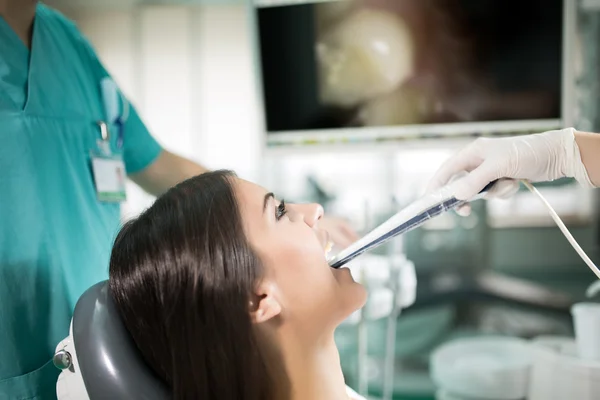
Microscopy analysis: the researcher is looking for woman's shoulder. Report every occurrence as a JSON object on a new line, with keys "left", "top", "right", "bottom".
{"left": 345, "top": 385, "right": 366, "bottom": 400}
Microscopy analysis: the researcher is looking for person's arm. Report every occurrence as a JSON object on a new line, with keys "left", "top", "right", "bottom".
{"left": 129, "top": 150, "right": 209, "bottom": 196}
{"left": 426, "top": 128, "right": 597, "bottom": 202}
{"left": 575, "top": 131, "right": 600, "bottom": 187}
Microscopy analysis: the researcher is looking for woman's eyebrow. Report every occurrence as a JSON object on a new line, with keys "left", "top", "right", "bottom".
{"left": 263, "top": 192, "right": 275, "bottom": 213}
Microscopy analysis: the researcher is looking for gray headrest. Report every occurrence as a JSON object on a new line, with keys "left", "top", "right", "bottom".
{"left": 72, "top": 280, "right": 170, "bottom": 399}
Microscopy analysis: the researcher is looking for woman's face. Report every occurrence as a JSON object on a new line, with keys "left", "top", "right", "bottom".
{"left": 235, "top": 179, "right": 367, "bottom": 331}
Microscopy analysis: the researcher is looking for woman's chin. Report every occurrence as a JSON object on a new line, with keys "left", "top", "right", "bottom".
{"left": 353, "top": 284, "right": 368, "bottom": 309}
{"left": 336, "top": 271, "right": 368, "bottom": 313}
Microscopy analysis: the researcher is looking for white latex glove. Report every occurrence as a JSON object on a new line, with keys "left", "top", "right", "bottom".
{"left": 426, "top": 128, "right": 594, "bottom": 212}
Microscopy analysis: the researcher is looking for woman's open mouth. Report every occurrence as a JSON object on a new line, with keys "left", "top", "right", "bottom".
{"left": 323, "top": 232, "right": 333, "bottom": 259}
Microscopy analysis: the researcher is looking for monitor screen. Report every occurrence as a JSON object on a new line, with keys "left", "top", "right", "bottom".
{"left": 257, "top": 0, "right": 564, "bottom": 138}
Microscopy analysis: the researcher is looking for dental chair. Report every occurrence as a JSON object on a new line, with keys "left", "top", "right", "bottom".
{"left": 53, "top": 281, "right": 170, "bottom": 400}
{"left": 54, "top": 281, "right": 369, "bottom": 400}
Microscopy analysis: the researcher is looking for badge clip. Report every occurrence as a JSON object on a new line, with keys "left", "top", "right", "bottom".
{"left": 96, "top": 121, "right": 112, "bottom": 156}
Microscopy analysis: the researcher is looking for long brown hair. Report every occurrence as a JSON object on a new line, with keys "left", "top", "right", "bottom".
{"left": 109, "top": 171, "right": 280, "bottom": 400}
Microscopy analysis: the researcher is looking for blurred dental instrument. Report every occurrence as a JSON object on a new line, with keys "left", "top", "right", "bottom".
{"left": 330, "top": 178, "right": 600, "bottom": 295}
{"left": 328, "top": 180, "right": 497, "bottom": 269}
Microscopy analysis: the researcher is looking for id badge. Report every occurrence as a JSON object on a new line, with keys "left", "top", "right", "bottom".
{"left": 91, "top": 127, "right": 127, "bottom": 203}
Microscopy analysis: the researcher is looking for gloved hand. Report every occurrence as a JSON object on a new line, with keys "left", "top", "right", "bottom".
{"left": 426, "top": 128, "right": 594, "bottom": 209}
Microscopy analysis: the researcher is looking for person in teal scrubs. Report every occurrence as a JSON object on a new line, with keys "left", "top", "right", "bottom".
{"left": 0, "top": 1, "right": 358, "bottom": 399}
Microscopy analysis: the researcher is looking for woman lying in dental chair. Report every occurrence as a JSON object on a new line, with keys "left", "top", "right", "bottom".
{"left": 109, "top": 170, "right": 367, "bottom": 400}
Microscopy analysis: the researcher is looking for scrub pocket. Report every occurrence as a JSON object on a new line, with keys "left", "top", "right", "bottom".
{"left": 0, "top": 360, "right": 59, "bottom": 400}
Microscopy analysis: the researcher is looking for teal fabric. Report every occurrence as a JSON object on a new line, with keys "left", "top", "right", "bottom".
{"left": 0, "top": 4, "right": 162, "bottom": 399}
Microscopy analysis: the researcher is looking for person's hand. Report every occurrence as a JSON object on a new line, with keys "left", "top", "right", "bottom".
{"left": 426, "top": 128, "right": 593, "bottom": 214}
{"left": 319, "top": 216, "right": 360, "bottom": 248}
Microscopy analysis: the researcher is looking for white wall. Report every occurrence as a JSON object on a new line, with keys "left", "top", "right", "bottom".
{"left": 55, "top": 4, "right": 262, "bottom": 218}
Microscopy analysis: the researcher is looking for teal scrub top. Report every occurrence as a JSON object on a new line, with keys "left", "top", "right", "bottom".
{"left": 0, "top": 4, "right": 162, "bottom": 399}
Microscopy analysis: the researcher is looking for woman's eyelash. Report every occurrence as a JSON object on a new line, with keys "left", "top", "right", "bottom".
{"left": 276, "top": 200, "right": 287, "bottom": 220}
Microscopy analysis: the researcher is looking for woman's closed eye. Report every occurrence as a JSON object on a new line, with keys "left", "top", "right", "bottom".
{"left": 276, "top": 200, "right": 287, "bottom": 221}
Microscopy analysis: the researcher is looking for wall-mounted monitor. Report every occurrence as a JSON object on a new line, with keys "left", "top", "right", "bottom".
{"left": 254, "top": 0, "right": 575, "bottom": 147}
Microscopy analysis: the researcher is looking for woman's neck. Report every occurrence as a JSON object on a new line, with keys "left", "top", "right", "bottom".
{"left": 0, "top": 0, "right": 37, "bottom": 48}
{"left": 260, "top": 324, "right": 349, "bottom": 400}
{"left": 285, "top": 337, "right": 348, "bottom": 400}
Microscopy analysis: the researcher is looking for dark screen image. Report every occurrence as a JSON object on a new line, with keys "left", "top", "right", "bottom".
{"left": 257, "top": 0, "right": 563, "bottom": 132}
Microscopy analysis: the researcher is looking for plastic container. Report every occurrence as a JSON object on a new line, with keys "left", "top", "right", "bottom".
{"left": 528, "top": 335, "right": 600, "bottom": 400}
{"left": 431, "top": 337, "right": 532, "bottom": 400}
{"left": 572, "top": 302, "right": 600, "bottom": 361}
{"left": 528, "top": 336, "right": 574, "bottom": 400}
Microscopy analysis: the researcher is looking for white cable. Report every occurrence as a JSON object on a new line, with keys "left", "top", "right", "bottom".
{"left": 521, "top": 180, "right": 600, "bottom": 287}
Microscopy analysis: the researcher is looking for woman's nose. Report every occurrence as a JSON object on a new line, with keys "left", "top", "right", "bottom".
{"left": 290, "top": 203, "right": 324, "bottom": 227}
